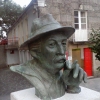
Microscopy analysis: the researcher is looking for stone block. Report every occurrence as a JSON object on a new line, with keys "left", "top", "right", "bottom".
{"left": 39, "top": 7, "right": 48, "bottom": 14}
{"left": 60, "top": 15, "right": 67, "bottom": 22}
{"left": 11, "top": 87, "right": 100, "bottom": 100}
{"left": 50, "top": 7, "right": 60, "bottom": 14}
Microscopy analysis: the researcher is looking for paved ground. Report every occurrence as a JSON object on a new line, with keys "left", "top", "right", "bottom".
{"left": 81, "top": 77, "right": 100, "bottom": 92}
{"left": 0, "top": 68, "right": 32, "bottom": 100}
{"left": 0, "top": 68, "right": 100, "bottom": 100}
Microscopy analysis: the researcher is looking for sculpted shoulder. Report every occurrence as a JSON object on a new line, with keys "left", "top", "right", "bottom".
{"left": 10, "top": 60, "right": 36, "bottom": 76}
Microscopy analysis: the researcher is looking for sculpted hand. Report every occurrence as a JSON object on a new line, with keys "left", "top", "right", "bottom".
{"left": 62, "top": 60, "right": 87, "bottom": 93}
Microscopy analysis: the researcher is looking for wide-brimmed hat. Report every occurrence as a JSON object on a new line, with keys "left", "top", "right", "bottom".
{"left": 21, "top": 14, "right": 75, "bottom": 47}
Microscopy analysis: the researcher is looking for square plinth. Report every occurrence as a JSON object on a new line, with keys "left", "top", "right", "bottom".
{"left": 10, "top": 87, "right": 100, "bottom": 100}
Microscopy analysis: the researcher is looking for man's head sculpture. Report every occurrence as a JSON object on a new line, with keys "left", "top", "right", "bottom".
{"left": 21, "top": 13, "right": 75, "bottom": 73}
{"left": 10, "top": 14, "right": 87, "bottom": 100}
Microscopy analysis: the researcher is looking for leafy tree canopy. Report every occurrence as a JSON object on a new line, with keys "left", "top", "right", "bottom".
{"left": 0, "top": 0, "right": 25, "bottom": 38}
{"left": 88, "top": 28, "right": 100, "bottom": 61}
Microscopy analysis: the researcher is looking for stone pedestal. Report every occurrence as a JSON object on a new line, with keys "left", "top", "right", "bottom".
{"left": 10, "top": 87, "right": 100, "bottom": 100}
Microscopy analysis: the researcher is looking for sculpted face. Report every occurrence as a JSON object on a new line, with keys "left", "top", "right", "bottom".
{"left": 38, "top": 31, "right": 67, "bottom": 73}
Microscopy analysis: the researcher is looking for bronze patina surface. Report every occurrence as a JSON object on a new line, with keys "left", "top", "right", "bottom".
{"left": 10, "top": 14, "right": 87, "bottom": 100}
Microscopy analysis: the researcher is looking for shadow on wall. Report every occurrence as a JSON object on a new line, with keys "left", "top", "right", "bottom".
{"left": 0, "top": 45, "right": 7, "bottom": 68}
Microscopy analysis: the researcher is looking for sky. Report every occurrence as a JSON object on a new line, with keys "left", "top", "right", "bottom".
{"left": 13, "top": 0, "right": 32, "bottom": 7}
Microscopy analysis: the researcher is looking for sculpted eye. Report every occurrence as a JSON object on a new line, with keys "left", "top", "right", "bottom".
{"left": 62, "top": 41, "right": 66, "bottom": 46}
{"left": 48, "top": 41, "right": 56, "bottom": 48}
{"left": 62, "top": 39, "right": 66, "bottom": 46}
{"left": 49, "top": 43, "right": 55, "bottom": 47}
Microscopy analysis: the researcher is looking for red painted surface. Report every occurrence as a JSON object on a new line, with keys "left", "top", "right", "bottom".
{"left": 65, "top": 51, "right": 68, "bottom": 60}
{"left": 84, "top": 48, "right": 92, "bottom": 76}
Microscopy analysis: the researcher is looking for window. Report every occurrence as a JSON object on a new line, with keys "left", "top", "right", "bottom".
{"left": 74, "top": 11, "right": 87, "bottom": 30}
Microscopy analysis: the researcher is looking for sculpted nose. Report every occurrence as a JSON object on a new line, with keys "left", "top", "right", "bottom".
{"left": 57, "top": 45, "right": 65, "bottom": 55}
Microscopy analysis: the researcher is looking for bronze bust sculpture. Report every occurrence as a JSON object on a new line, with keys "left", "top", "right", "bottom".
{"left": 10, "top": 14, "right": 87, "bottom": 100}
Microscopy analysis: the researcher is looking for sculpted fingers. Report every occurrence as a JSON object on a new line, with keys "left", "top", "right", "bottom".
{"left": 83, "top": 72, "right": 87, "bottom": 83}
{"left": 79, "top": 68, "right": 83, "bottom": 82}
{"left": 66, "top": 60, "right": 78, "bottom": 70}
{"left": 72, "top": 60, "right": 78, "bottom": 69}
{"left": 73, "top": 63, "right": 80, "bottom": 78}
{"left": 79, "top": 68, "right": 87, "bottom": 83}
{"left": 66, "top": 60, "right": 87, "bottom": 83}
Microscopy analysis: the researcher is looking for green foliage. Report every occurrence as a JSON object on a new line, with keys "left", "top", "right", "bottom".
{"left": 89, "top": 28, "right": 100, "bottom": 61}
{"left": 0, "top": 0, "right": 25, "bottom": 37}
{"left": 88, "top": 28, "right": 100, "bottom": 71}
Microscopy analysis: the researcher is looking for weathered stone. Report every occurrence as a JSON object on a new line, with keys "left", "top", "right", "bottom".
{"left": 53, "top": 14, "right": 60, "bottom": 22}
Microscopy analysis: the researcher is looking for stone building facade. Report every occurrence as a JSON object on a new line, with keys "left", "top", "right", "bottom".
{"left": 7, "top": 0, "right": 100, "bottom": 77}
